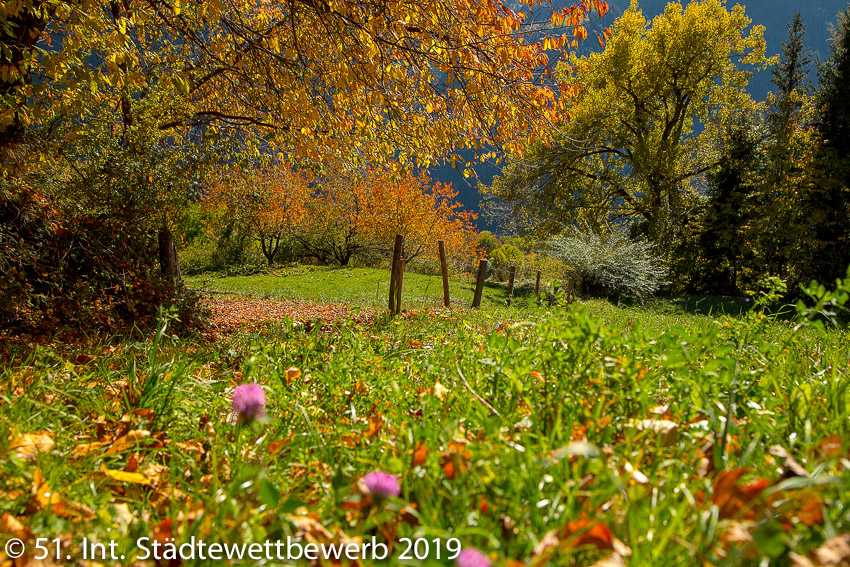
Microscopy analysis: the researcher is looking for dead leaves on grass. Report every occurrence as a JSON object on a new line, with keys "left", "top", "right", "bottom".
{"left": 203, "top": 297, "right": 375, "bottom": 334}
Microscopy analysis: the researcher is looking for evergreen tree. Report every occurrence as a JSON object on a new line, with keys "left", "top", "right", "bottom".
{"left": 817, "top": 8, "right": 850, "bottom": 157}
{"left": 699, "top": 115, "right": 766, "bottom": 294}
{"left": 808, "top": 7, "right": 850, "bottom": 284}
{"left": 769, "top": 13, "right": 812, "bottom": 158}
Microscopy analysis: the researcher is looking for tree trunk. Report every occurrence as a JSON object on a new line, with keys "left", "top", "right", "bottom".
{"left": 158, "top": 223, "right": 182, "bottom": 287}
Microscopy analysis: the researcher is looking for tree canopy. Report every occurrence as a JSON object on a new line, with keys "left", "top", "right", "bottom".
{"left": 483, "top": 0, "right": 770, "bottom": 254}
{"left": 1, "top": 0, "right": 608, "bottom": 170}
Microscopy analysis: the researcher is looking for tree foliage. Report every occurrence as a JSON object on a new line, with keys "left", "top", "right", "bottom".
{"left": 484, "top": 0, "right": 769, "bottom": 255}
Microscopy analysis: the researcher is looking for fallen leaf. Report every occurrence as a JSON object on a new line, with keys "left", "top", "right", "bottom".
{"left": 412, "top": 441, "right": 428, "bottom": 467}
{"left": 104, "top": 429, "right": 150, "bottom": 455}
{"left": 712, "top": 468, "right": 768, "bottom": 520}
{"left": 632, "top": 419, "right": 679, "bottom": 447}
{"left": 286, "top": 367, "right": 302, "bottom": 385}
{"left": 9, "top": 432, "right": 54, "bottom": 460}
{"left": 366, "top": 413, "right": 383, "bottom": 438}
{"left": 0, "top": 512, "right": 27, "bottom": 538}
{"left": 791, "top": 533, "right": 850, "bottom": 567}
{"left": 101, "top": 464, "right": 152, "bottom": 486}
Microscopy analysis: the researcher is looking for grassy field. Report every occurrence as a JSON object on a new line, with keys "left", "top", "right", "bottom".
{"left": 2, "top": 269, "right": 849, "bottom": 566}
{"left": 187, "top": 265, "right": 755, "bottom": 316}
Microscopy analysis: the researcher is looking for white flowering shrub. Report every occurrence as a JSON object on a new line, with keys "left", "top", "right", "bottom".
{"left": 548, "top": 225, "right": 667, "bottom": 302}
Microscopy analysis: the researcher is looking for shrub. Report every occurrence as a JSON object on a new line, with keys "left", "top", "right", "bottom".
{"left": 490, "top": 244, "right": 524, "bottom": 281}
{"left": 0, "top": 180, "right": 206, "bottom": 336}
{"left": 547, "top": 225, "right": 667, "bottom": 301}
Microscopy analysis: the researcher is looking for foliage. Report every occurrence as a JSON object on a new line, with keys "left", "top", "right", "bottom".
{"left": 0, "top": 0, "right": 604, "bottom": 170}
{"left": 293, "top": 165, "right": 479, "bottom": 268}
{"left": 484, "top": 0, "right": 770, "bottom": 256}
{"left": 203, "top": 164, "right": 311, "bottom": 266}
{"left": 490, "top": 244, "right": 524, "bottom": 282}
{"left": 476, "top": 231, "right": 500, "bottom": 255}
{"left": 548, "top": 224, "right": 668, "bottom": 301}
{"left": 0, "top": 179, "right": 205, "bottom": 335}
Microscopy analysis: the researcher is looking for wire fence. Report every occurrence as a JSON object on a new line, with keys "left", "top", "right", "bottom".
{"left": 386, "top": 236, "right": 576, "bottom": 314}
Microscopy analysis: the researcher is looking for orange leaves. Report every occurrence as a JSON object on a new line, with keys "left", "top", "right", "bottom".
{"left": 532, "top": 518, "right": 630, "bottom": 566}
{"left": 285, "top": 367, "right": 302, "bottom": 385}
{"left": 411, "top": 441, "right": 428, "bottom": 467}
{"left": 366, "top": 413, "right": 384, "bottom": 438}
{"left": 712, "top": 468, "right": 769, "bottom": 520}
{"left": 203, "top": 296, "right": 375, "bottom": 333}
{"left": 440, "top": 439, "right": 472, "bottom": 479}
{"left": 572, "top": 25, "right": 588, "bottom": 41}
{"left": 31, "top": 468, "right": 95, "bottom": 520}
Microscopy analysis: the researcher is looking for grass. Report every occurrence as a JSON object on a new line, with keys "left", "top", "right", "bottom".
{"left": 187, "top": 265, "right": 525, "bottom": 309}
{"left": 1, "top": 269, "right": 849, "bottom": 566}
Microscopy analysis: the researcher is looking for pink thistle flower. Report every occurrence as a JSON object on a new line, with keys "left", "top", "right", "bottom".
{"left": 455, "top": 548, "right": 492, "bottom": 567}
{"left": 232, "top": 383, "right": 266, "bottom": 421}
{"left": 360, "top": 470, "right": 400, "bottom": 498}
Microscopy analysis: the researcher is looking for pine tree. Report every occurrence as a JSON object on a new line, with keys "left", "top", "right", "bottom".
{"left": 817, "top": 8, "right": 850, "bottom": 157}
{"left": 807, "top": 7, "right": 850, "bottom": 284}
{"left": 769, "top": 13, "right": 812, "bottom": 158}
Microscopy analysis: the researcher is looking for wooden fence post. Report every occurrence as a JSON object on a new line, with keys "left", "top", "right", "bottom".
{"left": 471, "top": 259, "right": 487, "bottom": 308}
{"left": 388, "top": 234, "right": 403, "bottom": 313}
{"left": 438, "top": 240, "right": 450, "bottom": 308}
{"left": 535, "top": 270, "right": 542, "bottom": 304}
{"left": 395, "top": 259, "right": 406, "bottom": 315}
{"left": 506, "top": 265, "right": 516, "bottom": 306}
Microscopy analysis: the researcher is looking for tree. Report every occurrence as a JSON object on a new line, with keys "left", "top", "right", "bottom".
{"left": 483, "top": 0, "right": 769, "bottom": 257}
{"left": 1, "top": 0, "right": 604, "bottom": 328}
{"left": 204, "top": 164, "right": 311, "bottom": 265}
{"left": 2, "top": 0, "right": 607, "bottom": 169}
{"left": 695, "top": 112, "right": 767, "bottom": 293}
{"left": 768, "top": 12, "right": 813, "bottom": 171}
{"left": 805, "top": 7, "right": 850, "bottom": 285}
{"left": 292, "top": 164, "right": 478, "bottom": 267}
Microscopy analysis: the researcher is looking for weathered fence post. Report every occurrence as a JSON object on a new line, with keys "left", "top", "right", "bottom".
{"left": 535, "top": 270, "right": 542, "bottom": 304}
{"left": 388, "top": 234, "right": 403, "bottom": 313}
{"left": 438, "top": 240, "right": 450, "bottom": 308}
{"left": 506, "top": 266, "right": 517, "bottom": 306}
{"left": 471, "top": 259, "right": 487, "bottom": 308}
{"left": 395, "top": 259, "right": 406, "bottom": 315}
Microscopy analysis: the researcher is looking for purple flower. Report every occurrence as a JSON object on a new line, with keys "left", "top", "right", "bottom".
{"left": 745, "top": 298, "right": 751, "bottom": 303}
{"left": 455, "top": 548, "right": 492, "bottom": 567}
{"left": 360, "top": 470, "right": 400, "bottom": 498}
{"left": 232, "top": 383, "right": 266, "bottom": 421}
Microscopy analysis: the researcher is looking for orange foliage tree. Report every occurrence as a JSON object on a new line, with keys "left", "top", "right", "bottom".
{"left": 293, "top": 164, "right": 478, "bottom": 267}
{"left": 202, "top": 165, "right": 312, "bottom": 265}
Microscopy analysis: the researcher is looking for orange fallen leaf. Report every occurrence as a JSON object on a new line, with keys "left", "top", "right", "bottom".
{"left": 366, "top": 413, "right": 383, "bottom": 438}
{"left": 9, "top": 432, "right": 54, "bottom": 460}
{"left": 412, "top": 441, "right": 428, "bottom": 467}
{"left": 712, "top": 468, "right": 768, "bottom": 520}
{"left": 286, "top": 367, "right": 302, "bottom": 385}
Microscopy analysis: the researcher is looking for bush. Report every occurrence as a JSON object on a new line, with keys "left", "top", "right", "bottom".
{"left": 0, "top": 180, "right": 206, "bottom": 336}
{"left": 490, "top": 244, "right": 524, "bottom": 281}
{"left": 547, "top": 225, "right": 667, "bottom": 301}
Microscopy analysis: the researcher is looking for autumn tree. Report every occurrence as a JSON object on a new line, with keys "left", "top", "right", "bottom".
{"left": 294, "top": 165, "right": 478, "bottom": 267}
{"left": 203, "top": 164, "right": 311, "bottom": 265}
{"left": 483, "top": 0, "right": 770, "bottom": 257}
